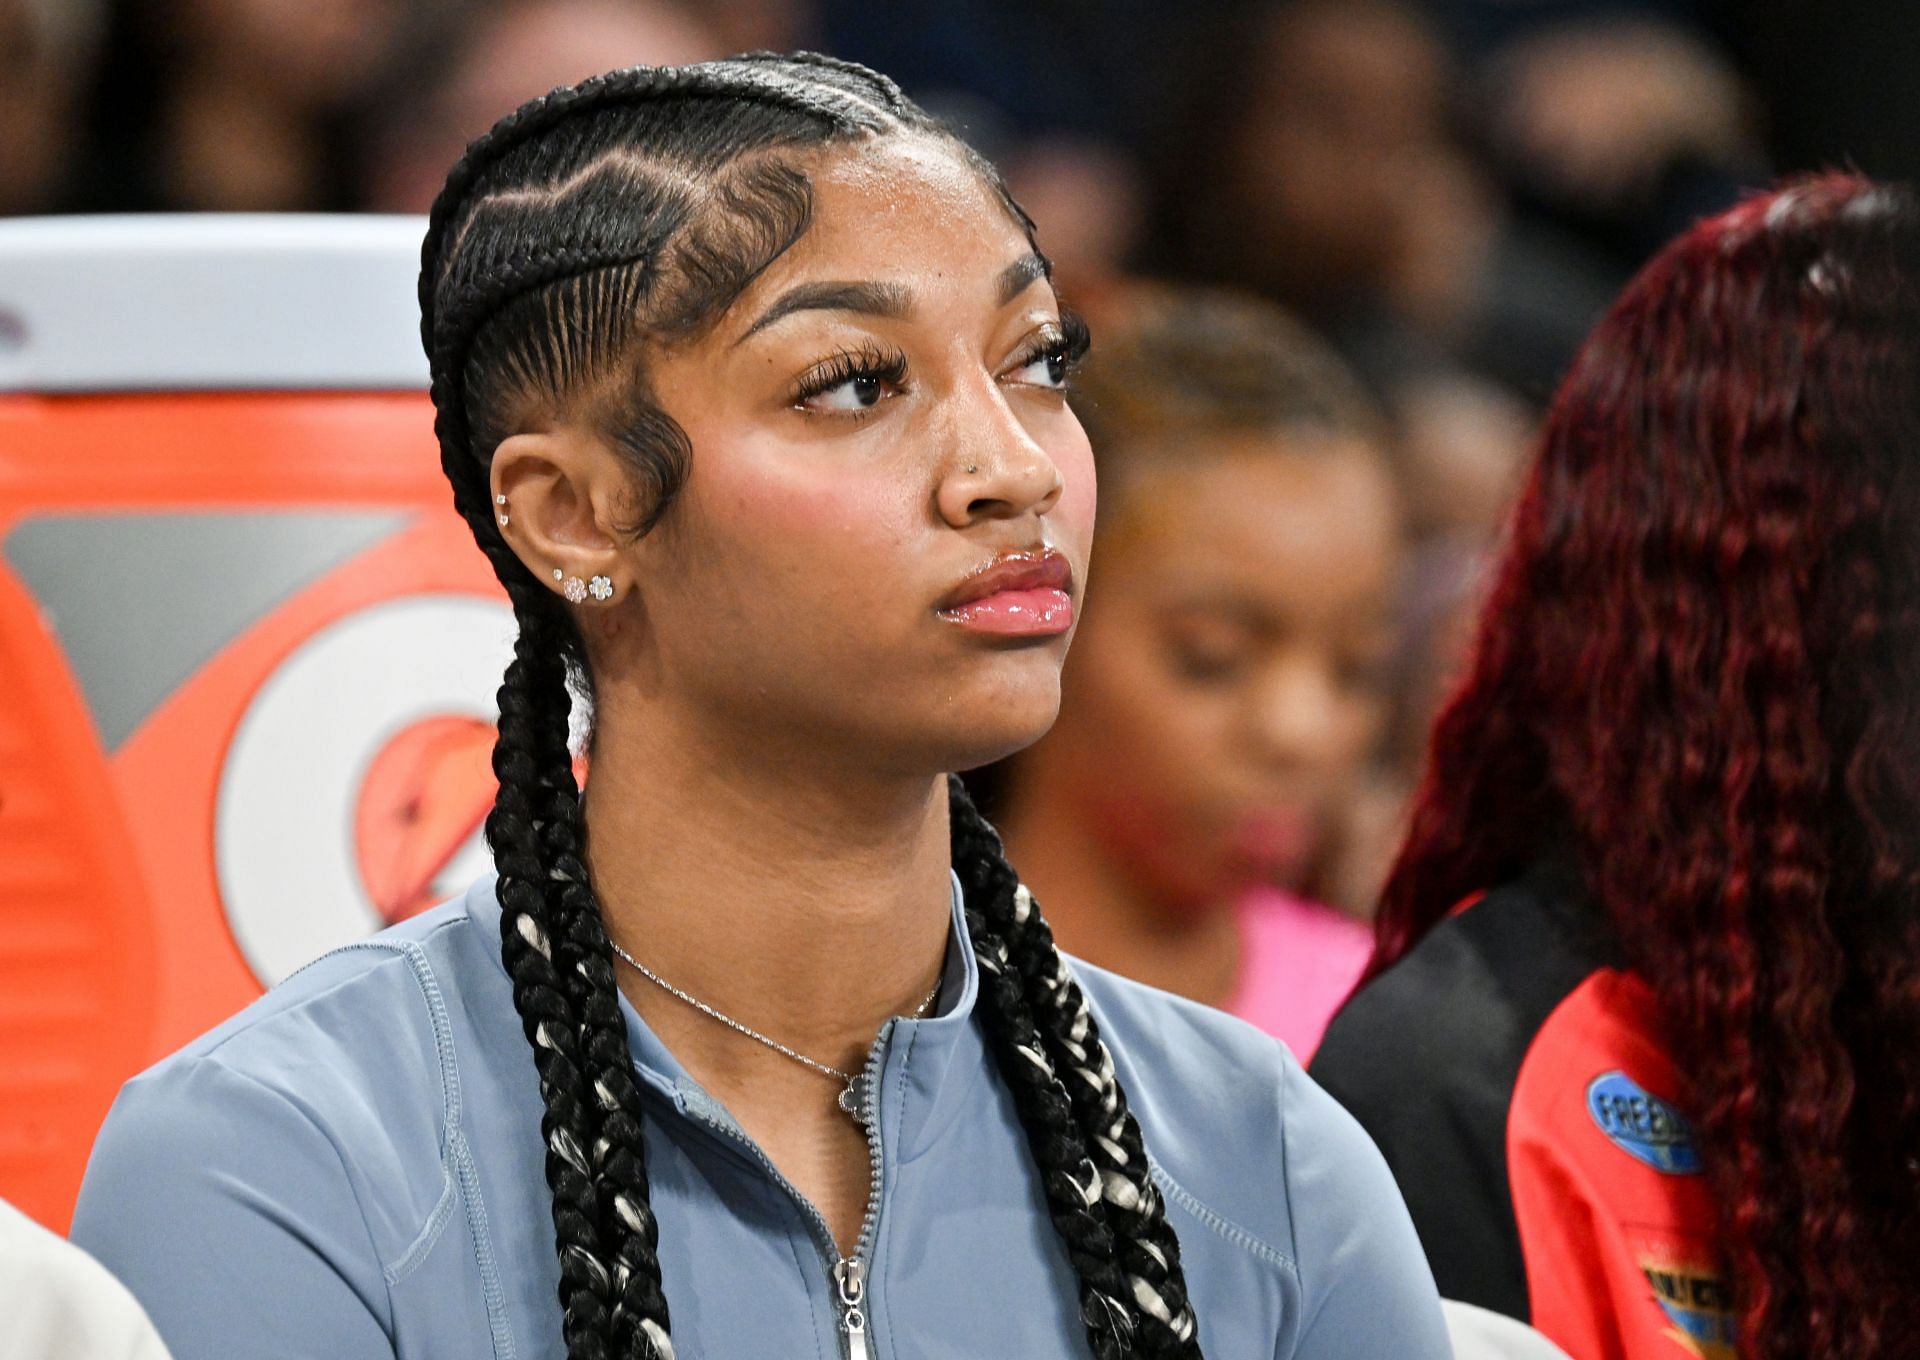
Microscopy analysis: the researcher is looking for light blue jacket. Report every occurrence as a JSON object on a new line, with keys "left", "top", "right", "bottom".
{"left": 72, "top": 875, "right": 1450, "bottom": 1359}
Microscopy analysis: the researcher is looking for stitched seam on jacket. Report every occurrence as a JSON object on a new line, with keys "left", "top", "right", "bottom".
{"left": 324, "top": 933, "right": 516, "bottom": 1357}
{"left": 878, "top": 1023, "right": 920, "bottom": 1357}
{"left": 316, "top": 937, "right": 466, "bottom": 1285}
{"left": 453, "top": 1128, "right": 517, "bottom": 1360}
{"left": 1149, "top": 1159, "right": 1298, "bottom": 1276}
{"left": 203, "top": 1060, "right": 400, "bottom": 1337}
{"left": 316, "top": 933, "right": 500, "bottom": 1339}
{"left": 384, "top": 1170, "right": 458, "bottom": 1284}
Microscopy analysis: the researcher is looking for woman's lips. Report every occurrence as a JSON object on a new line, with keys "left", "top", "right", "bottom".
{"left": 1224, "top": 807, "right": 1318, "bottom": 878}
{"left": 937, "top": 549, "right": 1075, "bottom": 637}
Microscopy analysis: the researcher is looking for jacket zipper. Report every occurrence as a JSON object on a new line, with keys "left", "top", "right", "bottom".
{"left": 677, "top": 1019, "right": 894, "bottom": 1360}
{"left": 831, "top": 1258, "right": 871, "bottom": 1360}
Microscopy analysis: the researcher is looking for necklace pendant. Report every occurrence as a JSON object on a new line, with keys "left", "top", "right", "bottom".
{"left": 837, "top": 1075, "right": 868, "bottom": 1124}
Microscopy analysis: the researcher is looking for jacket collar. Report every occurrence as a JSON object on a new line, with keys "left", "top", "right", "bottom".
{"left": 464, "top": 871, "right": 986, "bottom": 1161}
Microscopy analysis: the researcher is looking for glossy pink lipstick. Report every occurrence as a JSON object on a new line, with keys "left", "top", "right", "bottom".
{"left": 937, "top": 549, "right": 1075, "bottom": 637}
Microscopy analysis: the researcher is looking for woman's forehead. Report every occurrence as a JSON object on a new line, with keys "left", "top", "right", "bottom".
{"left": 756, "top": 136, "right": 1033, "bottom": 290}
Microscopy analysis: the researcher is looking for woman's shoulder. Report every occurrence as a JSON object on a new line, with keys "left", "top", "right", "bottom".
{"left": 76, "top": 882, "right": 513, "bottom": 1267}
{"left": 141, "top": 883, "right": 502, "bottom": 1108}
{"left": 1311, "top": 860, "right": 1619, "bottom": 1109}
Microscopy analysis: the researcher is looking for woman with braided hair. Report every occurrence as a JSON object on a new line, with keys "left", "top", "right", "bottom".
{"left": 72, "top": 54, "right": 1449, "bottom": 1360}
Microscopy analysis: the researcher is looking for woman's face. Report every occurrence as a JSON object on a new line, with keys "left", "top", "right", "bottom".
{"left": 606, "top": 136, "right": 1095, "bottom": 776}
{"left": 1043, "top": 437, "right": 1400, "bottom": 911}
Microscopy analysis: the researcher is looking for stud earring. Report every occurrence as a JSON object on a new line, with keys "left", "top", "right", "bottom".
{"left": 553, "top": 568, "right": 563, "bottom": 582}
{"left": 561, "top": 575, "right": 588, "bottom": 604}
{"left": 588, "top": 575, "right": 614, "bottom": 602}
{"left": 494, "top": 493, "right": 509, "bottom": 527}
{"left": 497, "top": 513, "right": 510, "bottom": 527}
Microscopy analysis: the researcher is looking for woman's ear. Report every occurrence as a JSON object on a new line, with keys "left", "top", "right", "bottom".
{"left": 490, "top": 426, "right": 636, "bottom": 605}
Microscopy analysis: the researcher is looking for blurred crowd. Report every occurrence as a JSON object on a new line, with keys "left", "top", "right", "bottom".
{"left": 3, "top": 0, "right": 1914, "bottom": 1028}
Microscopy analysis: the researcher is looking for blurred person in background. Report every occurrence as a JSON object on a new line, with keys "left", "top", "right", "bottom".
{"left": 357, "top": 0, "right": 728, "bottom": 213}
{"left": 71, "top": 0, "right": 422, "bottom": 211}
{"left": 1313, "top": 175, "right": 1920, "bottom": 1359}
{"left": 1147, "top": 1, "right": 1554, "bottom": 791}
{"left": 0, "top": 0, "right": 103, "bottom": 214}
{"left": 990, "top": 286, "right": 1402, "bottom": 1061}
{"left": 1156, "top": 0, "right": 1619, "bottom": 403}
{"left": 1413, "top": 0, "right": 1764, "bottom": 261}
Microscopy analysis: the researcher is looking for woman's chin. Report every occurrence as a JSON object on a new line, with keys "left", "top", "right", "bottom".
{"left": 938, "top": 683, "right": 1064, "bottom": 775}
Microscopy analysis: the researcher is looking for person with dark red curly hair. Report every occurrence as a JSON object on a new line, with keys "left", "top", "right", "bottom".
{"left": 1310, "top": 173, "right": 1920, "bottom": 1360}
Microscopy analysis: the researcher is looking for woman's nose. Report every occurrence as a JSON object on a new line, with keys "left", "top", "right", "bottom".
{"left": 934, "top": 376, "right": 1065, "bottom": 528}
{"left": 1244, "top": 653, "right": 1353, "bottom": 771}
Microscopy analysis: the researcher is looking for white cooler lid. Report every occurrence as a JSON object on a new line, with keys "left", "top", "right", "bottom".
{"left": 0, "top": 214, "right": 430, "bottom": 393}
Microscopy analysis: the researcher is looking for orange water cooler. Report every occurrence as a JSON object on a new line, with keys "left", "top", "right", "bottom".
{"left": 0, "top": 216, "right": 512, "bottom": 1230}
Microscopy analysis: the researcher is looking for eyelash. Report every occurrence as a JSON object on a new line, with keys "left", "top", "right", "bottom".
{"left": 1029, "top": 313, "right": 1090, "bottom": 382}
{"left": 1008, "top": 311, "right": 1092, "bottom": 390}
{"left": 788, "top": 342, "right": 911, "bottom": 409}
{"left": 785, "top": 311, "right": 1092, "bottom": 415}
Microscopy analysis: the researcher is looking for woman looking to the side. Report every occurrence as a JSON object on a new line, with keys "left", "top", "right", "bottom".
{"left": 1312, "top": 175, "right": 1920, "bottom": 1360}
{"left": 71, "top": 55, "right": 1449, "bottom": 1360}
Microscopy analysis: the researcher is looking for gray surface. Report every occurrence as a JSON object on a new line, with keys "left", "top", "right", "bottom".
{"left": 1441, "top": 1300, "right": 1576, "bottom": 1359}
{"left": 3, "top": 510, "right": 408, "bottom": 748}
{"left": 0, "top": 215, "right": 429, "bottom": 392}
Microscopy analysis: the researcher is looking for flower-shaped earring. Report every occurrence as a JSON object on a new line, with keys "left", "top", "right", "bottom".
{"left": 559, "top": 572, "right": 588, "bottom": 604}
{"left": 588, "top": 575, "right": 614, "bottom": 602}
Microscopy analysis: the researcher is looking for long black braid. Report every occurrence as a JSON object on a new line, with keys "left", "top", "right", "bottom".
{"left": 419, "top": 53, "right": 1204, "bottom": 1360}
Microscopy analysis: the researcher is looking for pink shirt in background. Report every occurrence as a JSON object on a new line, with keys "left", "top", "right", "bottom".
{"left": 1225, "top": 887, "right": 1375, "bottom": 1063}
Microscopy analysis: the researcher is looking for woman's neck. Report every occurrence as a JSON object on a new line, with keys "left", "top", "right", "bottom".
{"left": 997, "top": 773, "right": 1244, "bottom": 1010}
{"left": 581, "top": 700, "right": 954, "bottom": 1086}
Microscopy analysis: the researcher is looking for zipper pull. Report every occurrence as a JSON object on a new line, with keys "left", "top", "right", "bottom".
{"left": 832, "top": 1258, "right": 872, "bottom": 1360}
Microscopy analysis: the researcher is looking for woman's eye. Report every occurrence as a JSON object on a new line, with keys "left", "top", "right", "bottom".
{"left": 1007, "top": 345, "right": 1071, "bottom": 390}
{"left": 791, "top": 347, "right": 910, "bottom": 416}
{"left": 1164, "top": 627, "right": 1253, "bottom": 684}
{"left": 1013, "top": 345, "right": 1075, "bottom": 388}
{"left": 804, "top": 372, "right": 893, "bottom": 412}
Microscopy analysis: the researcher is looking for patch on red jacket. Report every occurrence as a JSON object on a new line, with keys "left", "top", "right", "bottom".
{"left": 1638, "top": 1249, "right": 1737, "bottom": 1358}
{"left": 1588, "top": 1070, "right": 1702, "bottom": 1174}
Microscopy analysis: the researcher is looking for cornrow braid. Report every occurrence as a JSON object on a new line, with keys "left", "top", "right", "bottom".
{"left": 950, "top": 777, "right": 1204, "bottom": 1356}
{"left": 422, "top": 52, "right": 1207, "bottom": 1360}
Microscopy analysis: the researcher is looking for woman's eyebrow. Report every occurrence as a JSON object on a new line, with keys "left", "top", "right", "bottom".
{"left": 735, "top": 280, "right": 914, "bottom": 344}
{"left": 998, "top": 252, "right": 1049, "bottom": 305}
{"left": 734, "top": 253, "right": 1051, "bottom": 346}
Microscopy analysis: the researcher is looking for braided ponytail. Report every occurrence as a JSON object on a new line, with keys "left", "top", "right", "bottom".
{"left": 423, "top": 53, "right": 1207, "bottom": 1359}
{"left": 487, "top": 591, "right": 631, "bottom": 1359}
{"left": 950, "top": 778, "right": 1204, "bottom": 1357}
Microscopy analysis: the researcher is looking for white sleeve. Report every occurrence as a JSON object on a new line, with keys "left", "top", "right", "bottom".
{"left": 0, "top": 1199, "right": 173, "bottom": 1360}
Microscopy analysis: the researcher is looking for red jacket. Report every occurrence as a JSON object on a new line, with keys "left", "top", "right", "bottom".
{"left": 1312, "top": 862, "right": 1737, "bottom": 1359}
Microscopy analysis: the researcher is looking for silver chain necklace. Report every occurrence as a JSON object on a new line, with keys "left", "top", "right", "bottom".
{"left": 608, "top": 939, "right": 941, "bottom": 1123}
